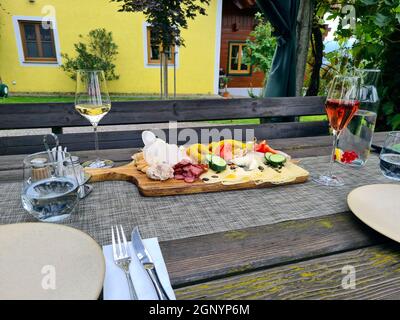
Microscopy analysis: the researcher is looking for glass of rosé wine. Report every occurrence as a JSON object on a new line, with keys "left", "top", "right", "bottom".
{"left": 313, "top": 75, "right": 361, "bottom": 187}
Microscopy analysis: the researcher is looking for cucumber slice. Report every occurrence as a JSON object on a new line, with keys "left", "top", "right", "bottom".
{"left": 264, "top": 152, "right": 273, "bottom": 161}
{"left": 205, "top": 154, "right": 213, "bottom": 163}
{"left": 268, "top": 154, "right": 286, "bottom": 166}
{"left": 206, "top": 154, "right": 227, "bottom": 172}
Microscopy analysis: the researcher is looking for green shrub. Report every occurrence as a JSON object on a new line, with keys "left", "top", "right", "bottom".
{"left": 243, "top": 12, "right": 276, "bottom": 76}
{"left": 61, "top": 28, "right": 119, "bottom": 81}
{"left": 329, "top": 0, "right": 400, "bottom": 130}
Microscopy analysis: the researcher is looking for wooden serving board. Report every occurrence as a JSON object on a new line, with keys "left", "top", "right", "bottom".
{"left": 85, "top": 161, "right": 309, "bottom": 197}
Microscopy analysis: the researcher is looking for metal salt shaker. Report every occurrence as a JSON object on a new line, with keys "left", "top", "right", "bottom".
{"left": 65, "top": 156, "right": 92, "bottom": 199}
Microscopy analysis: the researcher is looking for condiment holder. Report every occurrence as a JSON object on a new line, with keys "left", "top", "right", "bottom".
{"left": 37, "top": 133, "right": 93, "bottom": 199}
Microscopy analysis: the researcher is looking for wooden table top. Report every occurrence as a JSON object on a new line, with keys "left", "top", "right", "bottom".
{"left": 1, "top": 131, "right": 398, "bottom": 300}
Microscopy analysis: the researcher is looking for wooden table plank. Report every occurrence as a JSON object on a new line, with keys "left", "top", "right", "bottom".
{"left": 175, "top": 243, "right": 400, "bottom": 300}
{"left": 161, "top": 212, "right": 387, "bottom": 288}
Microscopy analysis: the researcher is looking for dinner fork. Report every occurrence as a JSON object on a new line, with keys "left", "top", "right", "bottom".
{"left": 111, "top": 225, "right": 138, "bottom": 300}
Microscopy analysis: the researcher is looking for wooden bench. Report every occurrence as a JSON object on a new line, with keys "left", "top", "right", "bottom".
{"left": 0, "top": 96, "right": 327, "bottom": 155}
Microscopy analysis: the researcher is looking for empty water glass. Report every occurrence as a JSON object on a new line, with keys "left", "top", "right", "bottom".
{"left": 21, "top": 151, "right": 80, "bottom": 222}
{"left": 380, "top": 132, "right": 400, "bottom": 181}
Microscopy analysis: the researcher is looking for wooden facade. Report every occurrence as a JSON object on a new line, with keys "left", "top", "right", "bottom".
{"left": 219, "top": 0, "right": 265, "bottom": 89}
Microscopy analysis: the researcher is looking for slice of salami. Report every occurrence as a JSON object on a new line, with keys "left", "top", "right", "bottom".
{"left": 184, "top": 176, "right": 196, "bottom": 183}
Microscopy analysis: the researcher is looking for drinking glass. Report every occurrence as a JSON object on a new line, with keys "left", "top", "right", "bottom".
{"left": 313, "top": 75, "right": 361, "bottom": 186}
{"left": 380, "top": 131, "right": 400, "bottom": 181}
{"left": 21, "top": 151, "right": 79, "bottom": 222}
{"left": 75, "top": 70, "right": 114, "bottom": 168}
{"left": 337, "top": 69, "right": 380, "bottom": 167}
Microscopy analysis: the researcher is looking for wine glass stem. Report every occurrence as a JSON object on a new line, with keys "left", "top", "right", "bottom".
{"left": 328, "top": 130, "right": 339, "bottom": 177}
{"left": 93, "top": 124, "right": 100, "bottom": 162}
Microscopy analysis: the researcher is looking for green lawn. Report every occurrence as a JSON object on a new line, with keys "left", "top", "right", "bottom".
{"left": 0, "top": 95, "right": 161, "bottom": 104}
{"left": 207, "top": 119, "right": 261, "bottom": 125}
{"left": 209, "top": 115, "right": 327, "bottom": 125}
{"left": 299, "top": 115, "right": 327, "bottom": 122}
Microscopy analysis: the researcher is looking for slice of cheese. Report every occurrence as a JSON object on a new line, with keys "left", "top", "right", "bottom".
{"left": 200, "top": 161, "right": 309, "bottom": 186}
{"left": 200, "top": 167, "right": 249, "bottom": 185}
{"left": 221, "top": 168, "right": 251, "bottom": 185}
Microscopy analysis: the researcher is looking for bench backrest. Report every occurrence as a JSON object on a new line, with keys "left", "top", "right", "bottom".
{"left": 0, "top": 96, "right": 327, "bottom": 155}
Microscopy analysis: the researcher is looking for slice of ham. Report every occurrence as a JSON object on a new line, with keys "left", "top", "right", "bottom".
{"left": 173, "top": 160, "right": 207, "bottom": 183}
{"left": 184, "top": 176, "right": 196, "bottom": 183}
{"left": 189, "top": 165, "right": 204, "bottom": 176}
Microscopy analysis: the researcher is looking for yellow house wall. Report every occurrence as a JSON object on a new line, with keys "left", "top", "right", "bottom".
{"left": 0, "top": 0, "right": 219, "bottom": 94}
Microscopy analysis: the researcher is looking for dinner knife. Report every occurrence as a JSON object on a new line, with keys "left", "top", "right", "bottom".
{"left": 131, "top": 227, "right": 170, "bottom": 300}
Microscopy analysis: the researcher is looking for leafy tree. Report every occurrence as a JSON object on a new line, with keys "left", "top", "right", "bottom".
{"left": 302, "top": 0, "right": 400, "bottom": 130}
{"left": 112, "top": 0, "right": 210, "bottom": 97}
{"left": 302, "top": 1, "right": 360, "bottom": 96}
{"left": 243, "top": 13, "right": 276, "bottom": 76}
{"left": 61, "top": 28, "right": 119, "bottom": 81}
{"left": 112, "top": 0, "right": 210, "bottom": 48}
{"left": 327, "top": 0, "right": 400, "bottom": 130}
{"left": 303, "top": 0, "right": 336, "bottom": 96}
{"left": 317, "top": 42, "right": 355, "bottom": 95}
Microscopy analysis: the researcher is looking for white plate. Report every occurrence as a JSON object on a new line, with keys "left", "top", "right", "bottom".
{"left": 348, "top": 184, "right": 400, "bottom": 242}
{"left": 0, "top": 223, "right": 105, "bottom": 300}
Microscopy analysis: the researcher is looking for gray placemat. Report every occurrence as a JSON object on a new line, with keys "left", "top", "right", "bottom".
{"left": 0, "top": 155, "right": 393, "bottom": 245}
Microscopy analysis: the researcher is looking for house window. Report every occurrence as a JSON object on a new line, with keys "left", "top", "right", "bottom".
{"left": 146, "top": 27, "right": 175, "bottom": 65}
{"left": 18, "top": 20, "right": 57, "bottom": 63}
{"left": 228, "top": 42, "right": 251, "bottom": 75}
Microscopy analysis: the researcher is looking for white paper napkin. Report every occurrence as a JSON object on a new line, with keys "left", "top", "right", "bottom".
{"left": 103, "top": 238, "right": 176, "bottom": 300}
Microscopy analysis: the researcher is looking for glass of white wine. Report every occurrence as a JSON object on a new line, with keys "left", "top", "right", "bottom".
{"left": 75, "top": 70, "right": 114, "bottom": 168}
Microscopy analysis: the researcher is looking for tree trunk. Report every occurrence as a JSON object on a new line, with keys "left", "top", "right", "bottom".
{"left": 306, "top": 22, "right": 323, "bottom": 96}
{"left": 162, "top": 51, "right": 169, "bottom": 99}
{"left": 295, "top": 0, "right": 314, "bottom": 96}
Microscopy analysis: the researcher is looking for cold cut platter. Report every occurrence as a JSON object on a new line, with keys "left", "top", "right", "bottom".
{"left": 85, "top": 131, "right": 310, "bottom": 197}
